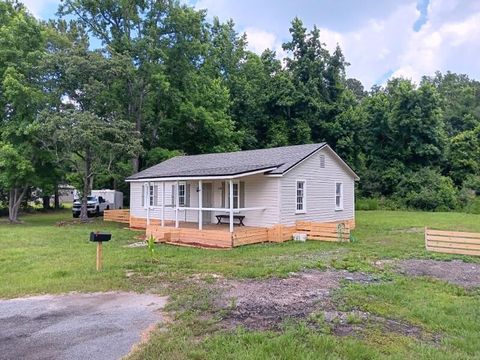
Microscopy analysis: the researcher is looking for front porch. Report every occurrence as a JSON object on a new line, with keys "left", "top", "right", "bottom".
{"left": 134, "top": 173, "right": 277, "bottom": 232}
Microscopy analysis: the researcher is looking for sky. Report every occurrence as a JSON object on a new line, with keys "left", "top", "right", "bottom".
{"left": 23, "top": 0, "right": 480, "bottom": 89}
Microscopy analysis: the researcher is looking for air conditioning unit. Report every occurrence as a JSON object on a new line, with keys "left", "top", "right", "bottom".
{"left": 293, "top": 233, "right": 307, "bottom": 242}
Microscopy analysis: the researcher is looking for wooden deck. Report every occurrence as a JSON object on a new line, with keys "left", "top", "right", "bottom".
{"left": 145, "top": 222, "right": 269, "bottom": 248}
{"left": 104, "top": 212, "right": 354, "bottom": 249}
{"left": 145, "top": 220, "right": 352, "bottom": 249}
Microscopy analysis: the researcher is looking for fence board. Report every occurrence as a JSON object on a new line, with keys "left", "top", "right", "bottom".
{"left": 427, "top": 229, "right": 480, "bottom": 239}
{"left": 425, "top": 228, "right": 480, "bottom": 256}
{"left": 104, "top": 209, "right": 130, "bottom": 224}
{"left": 296, "top": 221, "right": 350, "bottom": 242}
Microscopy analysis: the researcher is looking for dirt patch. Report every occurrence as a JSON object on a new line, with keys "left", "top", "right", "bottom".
{"left": 56, "top": 219, "right": 94, "bottom": 226}
{"left": 324, "top": 310, "right": 430, "bottom": 340}
{"left": 208, "top": 269, "right": 438, "bottom": 342}
{"left": 216, "top": 270, "right": 377, "bottom": 330}
{"left": 391, "top": 227, "right": 424, "bottom": 234}
{"left": 396, "top": 259, "right": 480, "bottom": 288}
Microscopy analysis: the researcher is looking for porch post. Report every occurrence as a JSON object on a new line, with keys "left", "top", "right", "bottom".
{"left": 175, "top": 180, "right": 179, "bottom": 228}
{"left": 229, "top": 179, "right": 234, "bottom": 233}
{"left": 198, "top": 180, "right": 203, "bottom": 230}
{"left": 161, "top": 181, "right": 165, "bottom": 227}
{"left": 146, "top": 181, "right": 150, "bottom": 226}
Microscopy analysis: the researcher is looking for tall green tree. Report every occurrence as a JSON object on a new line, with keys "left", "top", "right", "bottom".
{"left": 0, "top": 1, "right": 47, "bottom": 221}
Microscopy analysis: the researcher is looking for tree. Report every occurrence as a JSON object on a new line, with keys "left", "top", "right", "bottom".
{"left": 38, "top": 110, "right": 141, "bottom": 220}
{"left": 0, "top": 143, "right": 35, "bottom": 222}
{"left": 346, "top": 78, "right": 366, "bottom": 100}
{"left": 0, "top": 1, "right": 47, "bottom": 222}
{"left": 447, "top": 126, "right": 480, "bottom": 185}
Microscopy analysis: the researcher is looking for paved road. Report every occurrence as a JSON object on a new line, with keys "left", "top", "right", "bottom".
{"left": 0, "top": 292, "right": 167, "bottom": 360}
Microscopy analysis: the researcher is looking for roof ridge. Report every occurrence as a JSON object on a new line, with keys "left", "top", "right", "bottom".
{"left": 176, "top": 142, "right": 326, "bottom": 158}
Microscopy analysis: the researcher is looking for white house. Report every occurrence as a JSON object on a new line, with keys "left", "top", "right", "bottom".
{"left": 126, "top": 143, "right": 359, "bottom": 234}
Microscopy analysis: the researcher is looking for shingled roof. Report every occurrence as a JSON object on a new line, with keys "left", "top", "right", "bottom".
{"left": 126, "top": 143, "right": 330, "bottom": 180}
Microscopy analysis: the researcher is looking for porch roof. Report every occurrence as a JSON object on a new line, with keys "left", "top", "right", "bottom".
{"left": 126, "top": 143, "right": 327, "bottom": 181}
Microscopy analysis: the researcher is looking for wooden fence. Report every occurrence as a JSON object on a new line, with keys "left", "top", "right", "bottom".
{"left": 103, "top": 209, "right": 130, "bottom": 224}
{"left": 425, "top": 228, "right": 480, "bottom": 256}
{"left": 233, "top": 227, "right": 269, "bottom": 246}
{"left": 296, "top": 221, "right": 350, "bottom": 242}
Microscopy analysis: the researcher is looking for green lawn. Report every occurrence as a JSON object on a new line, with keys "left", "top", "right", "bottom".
{"left": 1, "top": 210, "right": 480, "bottom": 359}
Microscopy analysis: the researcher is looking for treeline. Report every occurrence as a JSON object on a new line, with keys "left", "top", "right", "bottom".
{"left": 0, "top": 1, "right": 479, "bottom": 221}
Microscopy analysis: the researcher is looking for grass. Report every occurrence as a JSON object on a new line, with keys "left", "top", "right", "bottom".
{"left": 1, "top": 209, "right": 480, "bottom": 358}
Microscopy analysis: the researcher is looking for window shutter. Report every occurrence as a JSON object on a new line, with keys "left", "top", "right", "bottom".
{"left": 221, "top": 182, "right": 225, "bottom": 208}
{"left": 171, "top": 184, "right": 175, "bottom": 207}
{"left": 240, "top": 181, "right": 245, "bottom": 208}
{"left": 186, "top": 184, "right": 191, "bottom": 207}
{"left": 154, "top": 184, "right": 158, "bottom": 206}
{"left": 320, "top": 154, "right": 325, "bottom": 168}
{"left": 141, "top": 184, "right": 145, "bottom": 208}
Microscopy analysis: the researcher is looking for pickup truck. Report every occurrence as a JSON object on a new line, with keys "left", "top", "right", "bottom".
{"left": 72, "top": 195, "right": 111, "bottom": 218}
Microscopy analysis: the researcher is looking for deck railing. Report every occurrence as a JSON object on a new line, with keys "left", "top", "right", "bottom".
{"left": 103, "top": 209, "right": 130, "bottom": 224}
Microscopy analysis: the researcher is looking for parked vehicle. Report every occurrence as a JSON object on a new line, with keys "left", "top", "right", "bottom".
{"left": 91, "top": 190, "right": 123, "bottom": 210}
{"left": 72, "top": 190, "right": 123, "bottom": 218}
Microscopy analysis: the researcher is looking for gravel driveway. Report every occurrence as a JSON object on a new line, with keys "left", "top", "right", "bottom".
{"left": 0, "top": 292, "right": 167, "bottom": 360}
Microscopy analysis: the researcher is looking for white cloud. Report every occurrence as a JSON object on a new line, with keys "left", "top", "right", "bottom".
{"left": 22, "top": 0, "right": 59, "bottom": 18}
{"left": 309, "top": 0, "right": 480, "bottom": 87}
{"left": 244, "top": 28, "right": 277, "bottom": 53}
{"left": 391, "top": 4, "right": 480, "bottom": 83}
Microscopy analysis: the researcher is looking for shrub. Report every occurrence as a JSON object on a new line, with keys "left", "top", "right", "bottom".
{"left": 464, "top": 198, "right": 480, "bottom": 214}
{"left": 355, "top": 198, "right": 379, "bottom": 211}
{"left": 395, "top": 168, "right": 458, "bottom": 211}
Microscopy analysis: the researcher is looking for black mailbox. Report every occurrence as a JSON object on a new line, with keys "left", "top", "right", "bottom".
{"left": 90, "top": 232, "right": 112, "bottom": 242}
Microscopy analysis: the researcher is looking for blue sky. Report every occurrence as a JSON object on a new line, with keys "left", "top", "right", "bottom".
{"left": 24, "top": 0, "right": 480, "bottom": 88}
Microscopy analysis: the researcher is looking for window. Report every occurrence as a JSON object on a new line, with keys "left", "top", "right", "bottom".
{"left": 143, "top": 183, "right": 155, "bottom": 208}
{"left": 296, "top": 180, "right": 306, "bottom": 213}
{"left": 319, "top": 154, "right": 325, "bottom": 168}
{"left": 233, "top": 183, "right": 239, "bottom": 208}
{"left": 335, "top": 182, "right": 343, "bottom": 210}
{"left": 178, "top": 182, "right": 186, "bottom": 207}
{"left": 223, "top": 181, "right": 244, "bottom": 209}
{"left": 149, "top": 185, "right": 155, "bottom": 207}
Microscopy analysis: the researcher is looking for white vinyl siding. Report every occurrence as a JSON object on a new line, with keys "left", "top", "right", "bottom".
{"left": 131, "top": 181, "right": 198, "bottom": 222}
{"left": 280, "top": 147, "right": 355, "bottom": 225}
{"left": 214, "top": 175, "right": 280, "bottom": 227}
{"left": 130, "top": 175, "right": 281, "bottom": 227}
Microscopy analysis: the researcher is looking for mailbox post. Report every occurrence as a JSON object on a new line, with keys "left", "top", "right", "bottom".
{"left": 90, "top": 232, "right": 112, "bottom": 271}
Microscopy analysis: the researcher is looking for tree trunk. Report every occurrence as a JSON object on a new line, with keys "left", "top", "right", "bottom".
{"left": 129, "top": 78, "right": 144, "bottom": 174}
{"left": 80, "top": 150, "right": 93, "bottom": 222}
{"left": 42, "top": 195, "right": 51, "bottom": 210}
{"left": 54, "top": 184, "right": 60, "bottom": 209}
{"left": 8, "top": 187, "right": 28, "bottom": 223}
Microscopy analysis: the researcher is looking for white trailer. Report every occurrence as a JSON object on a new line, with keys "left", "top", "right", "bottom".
{"left": 91, "top": 190, "right": 123, "bottom": 210}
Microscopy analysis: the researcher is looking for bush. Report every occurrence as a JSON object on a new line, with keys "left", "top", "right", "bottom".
{"left": 355, "top": 198, "right": 379, "bottom": 211}
{"left": 395, "top": 168, "right": 458, "bottom": 211}
{"left": 464, "top": 198, "right": 480, "bottom": 214}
